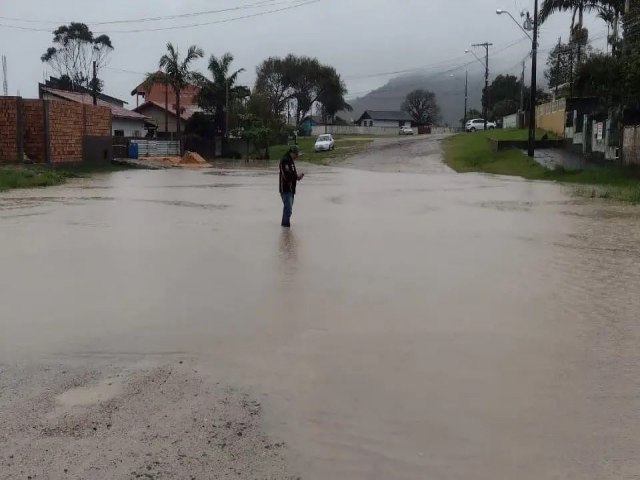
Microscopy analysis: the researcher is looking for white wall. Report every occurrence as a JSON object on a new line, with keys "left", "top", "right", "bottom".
{"left": 502, "top": 113, "right": 518, "bottom": 129}
{"left": 312, "top": 125, "right": 403, "bottom": 136}
{"left": 113, "top": 117, "right": 146, "bottom": 137}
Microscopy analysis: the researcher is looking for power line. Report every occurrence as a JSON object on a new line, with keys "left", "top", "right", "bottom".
{"left": 0, "top": 0, "right": 320, "bottom": 34}
{"left": 96, "top": 0, "right": 320, "bottom": 34}
{"left": 0, "top": 0, "right": 281, "bottom": 25}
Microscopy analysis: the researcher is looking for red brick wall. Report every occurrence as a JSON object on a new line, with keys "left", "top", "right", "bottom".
{"left": 0, "top": 98, "right": 112, "bottom": 164}
{"left": 23, "top": 100, "right": 45, "bottom": 162}
{"left": 84, "top": 104, "right": 111, "bottom": 136}
{"left": 0, "top": 97, "right": 18, "bottom": 163}
{"left": 46, "top": 101, "right": 111, "bottom": 163}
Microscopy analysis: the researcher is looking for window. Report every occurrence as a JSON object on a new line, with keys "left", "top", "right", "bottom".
{"left": 114, "top": 130, "right": 125, "bottom": 137}
{"left": 133, "top": 130, "right": 141, "bottom": 138}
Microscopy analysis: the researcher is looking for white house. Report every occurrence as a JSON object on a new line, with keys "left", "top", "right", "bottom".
{"left": 356, "top": 110, "right": 413, "bottom": 128}
{"left": 40, "top": 86, "right": 149, "bottom": 137}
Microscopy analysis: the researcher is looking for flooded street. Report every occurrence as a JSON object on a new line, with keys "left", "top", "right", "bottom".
{"left": 2, "top": 136, "right": 640, "bottom": 479}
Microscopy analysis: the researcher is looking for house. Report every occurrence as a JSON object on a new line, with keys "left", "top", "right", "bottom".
{"left": 131, "top": 75, "right": 201, "bottom": 136}
{"left": 133, "top": 101, "right": 201, "bottom": 137}
{"left": 356, "top": 110, "right": 413, "bottom": 128}
{"left": 39, "top": 86, "right": 149, "bottom": 137}
{"left": 131, "top": 73, "right": 200, "bottom": 107}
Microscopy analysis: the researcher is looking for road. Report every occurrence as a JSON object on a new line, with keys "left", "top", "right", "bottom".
{"left": 1, "top": 135, "right": 640, "bottom": 479}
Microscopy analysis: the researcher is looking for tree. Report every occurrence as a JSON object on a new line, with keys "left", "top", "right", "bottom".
{"left": 254, "top": 55, "right": 350, "bottom": 128}
{"left": 545, "top": 42, "right": 572, "bottom": 91}
{"left": 401, "top": 89, "right": 440, "bottom": 125}
{"left": 158, "top": 43, "right": 204, "bottom": 139}
{"left": 196, "top": 53, "right": 250, "bottom": 137}
{"left": 482, "top": 75, "right": 522, "bottom": 119}
{"left": 41, "top": 22, "right": 113, "bottom": 90}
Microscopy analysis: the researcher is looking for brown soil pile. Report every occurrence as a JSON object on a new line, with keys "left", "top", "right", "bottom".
{"left": 180, "top": 151, "right": 208, "bottom": 166}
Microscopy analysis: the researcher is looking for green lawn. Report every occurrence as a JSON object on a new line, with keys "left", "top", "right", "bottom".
{"left": 269, "top": 135, "right": 373, "bottom": 165}
{"left": 0, "top": 163, "right": 127, "bottom": 192}
{"left": 443, "top": 129, "right": 640, "bottom": 203}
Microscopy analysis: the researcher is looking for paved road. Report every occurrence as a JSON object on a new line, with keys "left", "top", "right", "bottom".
{"left": 1, "top": 135, "right": 640, "bottom": 479}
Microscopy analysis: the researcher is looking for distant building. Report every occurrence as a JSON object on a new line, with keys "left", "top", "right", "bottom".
{"left": 39, "top": 85, "right": 149, "bottom": 137}
{"left": 131, "top": 74, "right": 201, "bottom": 136}
{"left": 356, "top": 110, "right": 412, "bottom": 128}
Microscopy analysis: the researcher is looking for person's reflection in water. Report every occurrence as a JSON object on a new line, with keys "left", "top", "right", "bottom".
{"left": 278, "top": 228, "right": 298, "bottom": 283}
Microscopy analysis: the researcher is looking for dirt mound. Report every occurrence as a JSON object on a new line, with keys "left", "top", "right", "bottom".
{"left": 180, "top": 151, "right": 208, "bottom": 166}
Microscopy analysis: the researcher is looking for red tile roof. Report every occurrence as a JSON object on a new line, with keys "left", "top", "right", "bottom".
{"left": 43, "top": 87, "right": 148, "bottom": 121}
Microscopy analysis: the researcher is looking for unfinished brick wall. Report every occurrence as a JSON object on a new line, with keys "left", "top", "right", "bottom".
{"left": 0, "top": 97, "right": 19, "bottom": 163}
{"left": 47, "top": 101, "right": 85, "bottom": 163}
{"left": 0, "top": 98, "right": 111, "bottom": 164}
{"left": 23, "top": 100, "right": 46, "bottom": 162}
{"left": 84, "top": 105, "right": 111, "bottom": 136}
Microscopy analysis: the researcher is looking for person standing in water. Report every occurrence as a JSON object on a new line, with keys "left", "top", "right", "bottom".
{"left": 279, "top": 145, "right": 304, "bottom": 227}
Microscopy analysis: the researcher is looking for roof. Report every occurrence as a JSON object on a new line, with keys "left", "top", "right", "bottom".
{"left": 133, "top": 100, "right": 200, "bottom": 121}
{"left": 42, "top": 87, "right": 148, "bottom": 121}
{"left": 359, "top": 110, "right": 412, "bottom": 122}
{"left": 43, "top": 77, "right": 127, "bottom": 106}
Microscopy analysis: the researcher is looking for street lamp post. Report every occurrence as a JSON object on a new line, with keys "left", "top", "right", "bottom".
{"left": 496, "top": 5, "right": 537, "bottom": 157}
{"left": 527, "top": 0, "right": 539, "bottom": 158}
{"left": 471, "top": 43, "right": 493, "bottom": 131}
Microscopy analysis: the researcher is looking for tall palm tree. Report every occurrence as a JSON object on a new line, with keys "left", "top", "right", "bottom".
{"left": 197, "top": 53, "right": 250, "bottom": 136}
{"left": 540, "top": 0, "right": 625, "bottom": 55}
{"left": 142, "top": 71, "right": 170, "bottom": 134}
{"left": 158, "top": 42, "right": 204, "bottom": 139}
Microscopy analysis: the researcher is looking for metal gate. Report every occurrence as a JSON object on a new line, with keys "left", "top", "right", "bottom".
{"left": 131, "top": 140, "right": 180, "bottom": 157}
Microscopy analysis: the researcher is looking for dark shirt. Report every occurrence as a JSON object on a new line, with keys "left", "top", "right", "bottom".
{"left": 279, "top": 153, "right": 298, "bottom": 194}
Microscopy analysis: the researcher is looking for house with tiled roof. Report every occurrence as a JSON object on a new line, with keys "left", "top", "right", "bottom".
{"left": 39, "top": 84, "right": 149, "bottom": 137}
{"left": 131, "top": 75, "right": 201, "bottom": 136}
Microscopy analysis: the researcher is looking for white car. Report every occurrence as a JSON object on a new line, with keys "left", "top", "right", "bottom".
{"left": 314, "top": 134, "right": 335, "bottom": 152}
{"left": 465, "top": 118, "right": 497, "bottom": 132}
{"left": 399, "top": 126, "right": 415, "bottom": 135}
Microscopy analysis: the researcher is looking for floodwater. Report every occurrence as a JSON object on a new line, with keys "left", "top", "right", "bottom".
{"left": 2, "top": 136, "right": 640, "bottom": 479}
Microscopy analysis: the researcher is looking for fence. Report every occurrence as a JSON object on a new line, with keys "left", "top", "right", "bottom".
{"left": 311, "top": 125, "right": 456, "bottom": 136}
{"left": 131, "top": 139, "right": 181, "bottom": 157}
{"left": 536, "top": 98, "right": 566, "bottom": 138}
{"left": 623, "top": 125, "right": 640, "bottom": 166}
{"left": 0, "top": 96, "right": 112, "bottom": 164}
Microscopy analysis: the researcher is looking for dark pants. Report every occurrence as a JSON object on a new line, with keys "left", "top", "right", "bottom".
{"left": 281, "top": 192, "right": 294, "bottom": 226}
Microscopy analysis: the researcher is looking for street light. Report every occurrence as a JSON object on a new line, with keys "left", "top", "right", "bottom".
{"left": 496, "top": 9, "right": 533, "bottom": 40}
{"left": 465, "top": 49, "right": 485, "bottom": 67}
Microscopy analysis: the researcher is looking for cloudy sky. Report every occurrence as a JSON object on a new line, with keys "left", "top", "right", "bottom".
{"left": 1, "top": 0, "right": 606, "bottom": 106}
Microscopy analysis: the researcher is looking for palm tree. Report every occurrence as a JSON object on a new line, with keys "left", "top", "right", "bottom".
{"left": 158, "top": 42, "right": 204, "bottom": 139}
{"left": 540, "top": 0, "right": 625, "bottom": 55}
{"left": 142, "top": 71, "right": 170, "bottom": 134}
{"left": 196, "top": 53, "right": 250, "bottom": 136}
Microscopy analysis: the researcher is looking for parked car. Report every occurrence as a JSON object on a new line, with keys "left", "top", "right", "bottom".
{"left": 399, "top": 126, "right": 415, "bottom": 135}
{"left": 314, "top": 134, "right": 335, "bottom": 152}
{"left": 465, "top": 118, "right": 496, "bottom": 132}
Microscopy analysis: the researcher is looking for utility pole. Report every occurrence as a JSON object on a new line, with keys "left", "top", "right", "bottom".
{"left": 463, "top": 70, "right": 468, "bottom": 128}
{"left": 92, "top": 61, "right": 97, "bottom": 106}
{"left": 555, "top": 36, "right": 561, "bottom": 98}
{"left": 520, "top": 60, "right": 525, "bottom": 128}
{"left": 2, "top": 56, "right": 7, "bottom": 97}
{"left": 527, "top": 0, "right": 539, "bottom": 158}
{"left": 472, "top": 42, "right": 493, "bottom": 131}
{"left": 225, "top": 79, "right": 229, "bottom": 138}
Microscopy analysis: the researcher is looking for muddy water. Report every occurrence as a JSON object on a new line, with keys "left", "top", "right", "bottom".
{"left": 1, "top": 136, "right": 640, "bottom": 479}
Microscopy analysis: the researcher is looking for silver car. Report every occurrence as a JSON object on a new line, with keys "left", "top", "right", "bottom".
{"left": 314, "top": 134, "right": 335, "bottom": 152}
{"left": 465, "top": 118, "right": 497, "bottom": 132}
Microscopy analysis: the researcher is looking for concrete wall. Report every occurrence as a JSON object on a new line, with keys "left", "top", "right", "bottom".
{"left": 112, "top": 117, "right": 146, "bottom": 137}
{"left": 0, "top": 97, "right": 19, "bottom": 163}
{"left": 536, "top": 99, "right": 566, "bottom": 137}
{"left": 623, "top": 125, "right": 640, "bottom": 166}
{"left": 502, "top": 113, "right": 518, "bottom": 129}
{"left": 312, "top": 125, "right": 405, "bottom": 136}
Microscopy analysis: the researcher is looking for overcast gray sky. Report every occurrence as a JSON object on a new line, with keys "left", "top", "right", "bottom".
{"left": 1, "top": 0, "right": 606, "bottom": 105}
